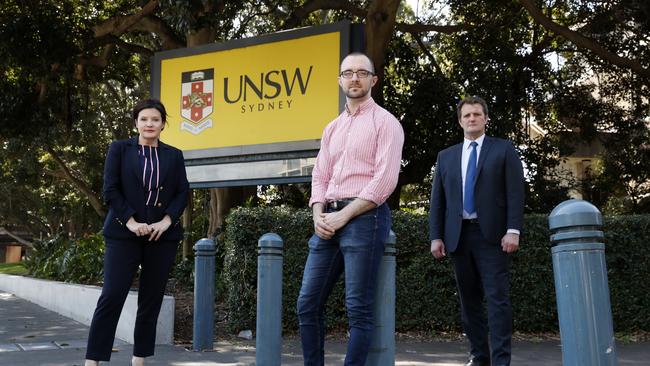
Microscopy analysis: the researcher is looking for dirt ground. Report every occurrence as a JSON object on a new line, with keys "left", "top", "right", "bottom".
{"left": 166, "top": 279, "right": 232, "bottom": 344}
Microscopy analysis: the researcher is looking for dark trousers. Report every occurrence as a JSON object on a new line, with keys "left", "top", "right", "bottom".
{"left": 450, "top": 222, "right": 512, "bottom": 365}
{"left": 297, "top": 204, "right": 391, "bottom": 366}
{"left": 85, "top": 237, "right": 178, "bottom": 361}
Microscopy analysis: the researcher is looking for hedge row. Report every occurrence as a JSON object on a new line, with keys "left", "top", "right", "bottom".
{"left": 222, "top": 208, "right": 650, "bottom": 334}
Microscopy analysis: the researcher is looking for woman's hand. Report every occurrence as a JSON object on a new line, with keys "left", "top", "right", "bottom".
{"left": 148, "top": 215, "right": 172, "bottom": 241}
{"left": 126, "top": 217, "right": 151, "bottom": 237}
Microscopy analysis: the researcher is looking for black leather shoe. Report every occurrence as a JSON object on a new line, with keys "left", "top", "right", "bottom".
{"left": 465, "top": 358, "right": 490, "bottom": 366}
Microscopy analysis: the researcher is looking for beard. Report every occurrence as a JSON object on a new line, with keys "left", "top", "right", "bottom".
{"left": 344, "top": 84, "right": 370, "bottom": 99}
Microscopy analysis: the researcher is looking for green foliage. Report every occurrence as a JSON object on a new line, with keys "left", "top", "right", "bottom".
{"left": 24, "top": 232, "right": 104, "bottom": 284}
{"left": 0, "top": 262, "right": 28, "bottom": 275}
{"left": 223, "top": 207, "right": 650, "bottom": 334}
{"left": 604, "top": 215, "right": 650, "bottom": 330}
{"left": 223, "top": 207, "right": 317, "bottom": 333}
{"left": 172, "top": 257, "right": 195, "bottom": 291}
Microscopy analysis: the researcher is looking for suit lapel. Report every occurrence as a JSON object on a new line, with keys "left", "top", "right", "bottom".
{"left": 452, "top": 143, "right": 464, "bottom": 210}
{"left": 157, "top": 140, "right": 171, "bottom": 186}
{"left": 476, "top": 135, "right": 492, "bottom": 182}
{"left": 127, "top": 137, "right": 144, "bottom": 186}
{"left": 453, "top": 143, "right": 463, "bottom": 183}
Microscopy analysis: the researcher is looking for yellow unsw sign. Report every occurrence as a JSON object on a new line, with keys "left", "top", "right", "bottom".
{"left": 157, "top": 31, "right": 342, "bottom": 152}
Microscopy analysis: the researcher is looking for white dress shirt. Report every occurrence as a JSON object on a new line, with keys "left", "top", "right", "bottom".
{"left": 460, "top": 134, "right": 520, "bottom": 235}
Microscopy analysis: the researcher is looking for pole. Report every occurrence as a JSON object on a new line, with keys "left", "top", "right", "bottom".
{"left": 193, "top": 238, "right": 216, "bottom": 351}
{"left": 365, "top": 230, "right": 396, "bottom": 366}
{"left": 256, "top": 233, "right": 284, "bottom": 366}
{"left": 548, "top": 199, "right": 617, "bottom": 365}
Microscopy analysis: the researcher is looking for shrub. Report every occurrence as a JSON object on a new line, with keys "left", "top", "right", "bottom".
{"left": 223, "top": 208, "right": 650, "bottom": 334}
{"left": 25, "top": 233, "right": 104, "bottom": 284}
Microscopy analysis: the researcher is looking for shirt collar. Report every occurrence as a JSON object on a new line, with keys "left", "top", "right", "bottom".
{"left": 345, "top": 97, "right": 375, "bottom": 116}
{"left": 463, "top": 134, "right": 485, "bottom": 150}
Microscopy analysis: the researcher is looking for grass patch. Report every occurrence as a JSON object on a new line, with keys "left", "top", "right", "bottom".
{"left": 0, "top": 262, "right": 28, "bottom": 275}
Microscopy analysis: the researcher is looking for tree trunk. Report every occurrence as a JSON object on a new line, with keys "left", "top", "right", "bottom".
{"left": 185, "top": 27, "right": 252, "bottom": 241}
{"left": 47, "top": 147, "right": 106, "bottom": 218}
{"left": 181, "top": 190, "right": 193, "bottom": 258}
{"left": 365, "top": 0, "right": 401, "bottom": 209}
{"left": 207, "top": 186, "right": 256, "bottom": 238}
{"left": 365, "top": 0, "right": 400, "bottom": 106}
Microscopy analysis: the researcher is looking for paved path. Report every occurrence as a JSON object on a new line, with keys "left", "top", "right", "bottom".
{"left": 1, "top": 291, "right": 648, "bottom": 365}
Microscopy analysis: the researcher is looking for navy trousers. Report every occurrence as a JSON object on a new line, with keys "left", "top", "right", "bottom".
{"left": 85, "top": 237, "right": 178, "bottom": 361}
{"left": 450, "top": 221, "right": 512, "bottom": 365}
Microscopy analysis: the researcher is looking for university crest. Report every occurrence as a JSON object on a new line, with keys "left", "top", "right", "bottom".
{"left": 180, "top": 69, "right": 214, "bottom": 134}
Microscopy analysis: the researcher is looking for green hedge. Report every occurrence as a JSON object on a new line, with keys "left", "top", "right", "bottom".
{"left": 24, "top": 233, "right": 105, "bottom": 284}
{"left": 223, "top": 208, "right": 650, "bottom": 334}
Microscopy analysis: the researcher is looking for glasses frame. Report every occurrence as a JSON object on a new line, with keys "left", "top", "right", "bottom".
{"left": 339, "top": 69, "right": 375, "bottom": 79}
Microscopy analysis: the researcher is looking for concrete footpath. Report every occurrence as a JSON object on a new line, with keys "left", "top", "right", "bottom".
{"left": 1, "top": 292, "right": 648, "bottom": 366}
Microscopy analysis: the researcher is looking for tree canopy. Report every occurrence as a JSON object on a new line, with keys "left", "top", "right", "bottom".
{"left": 1, "top": 0, "right": 648, "bottom": 240}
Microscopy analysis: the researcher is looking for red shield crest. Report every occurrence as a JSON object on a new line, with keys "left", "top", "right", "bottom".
{"left": 180, "top": 69, "right": 214, "bottom": 134}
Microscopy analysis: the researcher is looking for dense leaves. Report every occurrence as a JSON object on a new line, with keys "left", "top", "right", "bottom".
{"left": 223, "top": 207, "right": 650, "bottom": 334}
{"left": 24, "top": 232, "right": 104, "bottom": 284}
{"left": 1, "top": 0, "right": 648, "bottom": 243}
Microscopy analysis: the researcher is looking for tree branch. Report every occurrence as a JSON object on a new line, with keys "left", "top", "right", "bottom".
{"left": 0, "top": 227, "right": 33, "bottom": 248}
{"left": 46, "top": 148, "right": 106, "bottom": 218}
{"left": 396, "top": 23, "right": 469, "bottom": 34}
{"left": 282, "top": 0, "right": 466, "bottom": 36}
{"left": 130, "top": 15, "right": 185, "bottom": 50}
{"left": 283, "top": 0, "right": 366, "bottom": 29}
{"left": 78, "top": 44, "right": 116, "bottom": 68}
{"left": 93, "top": 0, "right": 159, "bottom": 38}
{"left": 519, "top": 0, "right": 650, "bottom": 78}
{"left": 412, "top": 34, "right": 443, "bottom": 75}
{"left": 109, "top": 36, "right": 155, "bottom": 57}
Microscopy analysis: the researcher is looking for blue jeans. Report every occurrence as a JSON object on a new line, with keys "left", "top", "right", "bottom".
{"left": 297, "top": 203, "right": 391, "bottom": 366}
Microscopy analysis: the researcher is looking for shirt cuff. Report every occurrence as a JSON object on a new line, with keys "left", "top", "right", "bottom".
{"left": 357, "top": 192, "right": 383, "bottom": 206}
{"left": 507, "top": 229, "right": 520, "bottom": 235}
{"left": 308, "top": 198, "right": 325, "bottom": 207}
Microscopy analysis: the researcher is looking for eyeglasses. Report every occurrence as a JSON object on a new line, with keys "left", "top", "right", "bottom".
{"left": 339, "top": 70, "right": 374, "bottom": 79}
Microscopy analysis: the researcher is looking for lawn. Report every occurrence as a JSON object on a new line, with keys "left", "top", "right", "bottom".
{"left": 0, "top": 262, "right": 28, "bottom": 275}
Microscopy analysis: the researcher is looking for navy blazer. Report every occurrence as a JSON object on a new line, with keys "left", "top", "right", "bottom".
{"left": 429, "top": 136, "right": 524, "bottom": 251}
{"left": 102, "top": 137, "right": 189, "bottom": 241}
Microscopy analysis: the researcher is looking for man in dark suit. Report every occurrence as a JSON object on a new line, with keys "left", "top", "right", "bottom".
{"left": 429, "top": 96, "right": 524, "bottom": 366}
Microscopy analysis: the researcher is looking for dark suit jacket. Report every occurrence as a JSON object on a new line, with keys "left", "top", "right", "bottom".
{"left": 429, "top": 136, "right": 524, "bottom": 252}
{"left": 102, "top": 137, "right": 189, "bottom": 241}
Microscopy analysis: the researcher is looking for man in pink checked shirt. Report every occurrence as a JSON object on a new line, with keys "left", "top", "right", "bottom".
{"left": 296, "top": 52, "right": 404, "bottom": 366}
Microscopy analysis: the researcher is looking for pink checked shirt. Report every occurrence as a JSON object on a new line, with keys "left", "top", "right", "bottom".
{"left": 309, "top": 98, "right": 404, "bottom": 206}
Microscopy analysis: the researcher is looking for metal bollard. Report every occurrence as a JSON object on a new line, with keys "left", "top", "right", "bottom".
{"left": 365, "top": 230, "right": 396, "bottom": 366}
{"left": 548, "top": 199, "right": 617, "bottom": 366}
{"left": 193, "top": 238, "right": 216, "bottom": 351}
{"left": 256, "top": 233, "right": 284, "bottom": 366}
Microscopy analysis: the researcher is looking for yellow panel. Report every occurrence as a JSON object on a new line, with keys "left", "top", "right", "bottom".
{"left": 158, "top": 32, "right": 341, "bottom": 151}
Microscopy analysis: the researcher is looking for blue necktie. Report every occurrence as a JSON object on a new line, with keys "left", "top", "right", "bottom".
{"left": 464, "top": 141, "right": 478, "bottom": 215}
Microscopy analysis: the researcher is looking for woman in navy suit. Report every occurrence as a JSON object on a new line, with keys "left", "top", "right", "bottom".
{"left": 85, "top": 99, "right": 189, "bottom": 366}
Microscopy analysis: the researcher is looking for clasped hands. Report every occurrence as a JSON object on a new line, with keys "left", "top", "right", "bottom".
{"left": 314, "top": 211, "right": 350, "bottom": 240}
{"left": 126, "top": 216, "right": 172, "bottom": 241}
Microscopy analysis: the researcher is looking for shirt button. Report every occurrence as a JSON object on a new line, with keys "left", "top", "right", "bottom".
{"left": 159, "top": 186, "right": 163, "bottom": 190}
{"left": 157, "top": 203, "right": 162, "bottom": 207}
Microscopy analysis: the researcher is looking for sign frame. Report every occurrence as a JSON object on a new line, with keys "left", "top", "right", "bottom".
{"left": 151, "top": 22, "right": 353, "bottom": 188}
